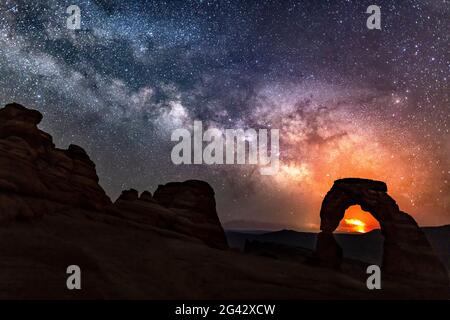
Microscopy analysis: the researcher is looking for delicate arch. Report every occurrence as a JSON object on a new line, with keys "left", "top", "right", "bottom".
{"left": 315, "top": 178, "right": 448, "bottom": 286}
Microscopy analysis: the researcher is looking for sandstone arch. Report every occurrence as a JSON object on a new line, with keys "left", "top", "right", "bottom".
{"left": 315, "top": 178, "right": 448, "bottom": 286}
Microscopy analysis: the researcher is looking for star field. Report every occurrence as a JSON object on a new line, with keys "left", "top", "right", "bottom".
{"left": 0, "top": 0, "right": 449, "bottom": 229}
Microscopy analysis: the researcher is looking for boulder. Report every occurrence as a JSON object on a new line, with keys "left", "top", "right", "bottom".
{"left": 139, "top": 191, "right": 154, "bottom": 202}
{"left": 116, "top": 189, "right": 139, "bottom": 202}
{"left": 153, "top": 180, "right": 228, "bottom": 249}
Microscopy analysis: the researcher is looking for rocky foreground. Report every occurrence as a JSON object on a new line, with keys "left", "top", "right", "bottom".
{"left": 0, "top": 103, "right": 448, "bottom": 299}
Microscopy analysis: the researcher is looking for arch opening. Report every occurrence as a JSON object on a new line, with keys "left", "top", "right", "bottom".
{"left": 337, "top": 205, "right": 380, "bottom": 234}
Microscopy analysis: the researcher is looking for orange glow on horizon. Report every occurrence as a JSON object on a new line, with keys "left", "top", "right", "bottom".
{"left": 338, "top": 205, "right": 379, "bottom": 233}
{"left": 344, "top": 218, "right": 366, "bottom": 233}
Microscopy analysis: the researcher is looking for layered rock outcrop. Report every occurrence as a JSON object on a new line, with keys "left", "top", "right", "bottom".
{"left": 316, "top": 178, "right": 449, "bottom": 287}
{"left": 113, "top": 181, "right": 228, "bottom": 249}
{"left": 153, "top": 180, "right": 228, "bottom": 249}
{"left": 0, "top": 103, "right": 111, "bottom": 222}
{"left": 0, "top": 103, "right": 227, "bottom": 249}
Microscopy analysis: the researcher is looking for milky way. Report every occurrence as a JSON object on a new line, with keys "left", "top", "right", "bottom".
{"left": 0, "top": 0, "right": 449, "bottom": 230}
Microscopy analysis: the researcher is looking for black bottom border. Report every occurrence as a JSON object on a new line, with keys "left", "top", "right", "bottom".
{"left": 0, "top": 300, "right": 448, "bottom": 319}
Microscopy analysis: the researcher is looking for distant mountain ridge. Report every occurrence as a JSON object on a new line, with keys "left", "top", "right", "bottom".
{"left": 226, "top": 225, "right": 450, "bottom": 270}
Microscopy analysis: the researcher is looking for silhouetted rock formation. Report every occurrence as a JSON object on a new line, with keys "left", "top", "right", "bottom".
{"left": 139, "top": 190, "right": 154, "bottom": 202}
{"left": 117, "top": 189, "right": 139, "bottom": 201}
{"left": 0, "top": 102, "right": 111, "bottom": 222}
{"left": 316, "top": 178, "right": 449, "bottom": 288}
{"left": 0, "top": 103, "right": 227, "bottom": 249}
{"left": 113, "top": 182, "right": 227, "bottom": 249}
{"left": 154, "top": 180, "right": 216, "bottom": 214}
{"left": 315, "top": 232, "right": 343, "bottom": 269}
{"left": 153, "top": 180, "right": 228, "bottom": 249}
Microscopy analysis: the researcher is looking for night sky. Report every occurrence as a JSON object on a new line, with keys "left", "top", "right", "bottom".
{"left": 0, "top": 0, "right": 449, "bottom": 230}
